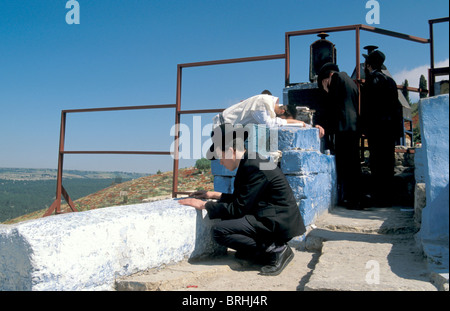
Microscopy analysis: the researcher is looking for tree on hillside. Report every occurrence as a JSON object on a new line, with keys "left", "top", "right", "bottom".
{"left": 402, "top": 79, "right": 411, "bottom": 104}
{"left": 419, "top": 75, "right": 428, "bottom": 99}
{"left": 411, "top": 75, "right": 428, "bottom": 144}
{"left": 411, "top": 102, "right": 421, "bottom": 144}
{"left": 195, "top": 158, "right": 211, "bottom": 173}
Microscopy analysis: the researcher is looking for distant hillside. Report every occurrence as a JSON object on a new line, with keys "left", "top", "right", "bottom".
{"left": 0, "top": 178, "right": 135, "bottom": 223}
{"left": 3, "top": 167, "right": 214, "bottom": 224}
{"left": 0, "top": 167, "right": 147, "bottom": 181}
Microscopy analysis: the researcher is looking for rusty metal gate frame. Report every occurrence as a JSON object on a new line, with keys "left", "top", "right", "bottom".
{"left": 43, "top": 104, "right": 176, "bottom": 216}
{"left": 171, "top": 54, "right": 286, "bottom": 198}
{"left": 45, "top": 21, "right": 444, "bottom": 217}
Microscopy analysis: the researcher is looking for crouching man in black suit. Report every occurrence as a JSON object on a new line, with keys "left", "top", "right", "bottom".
{"left": 179, "top": 124, "right": 305, "bottom": 276}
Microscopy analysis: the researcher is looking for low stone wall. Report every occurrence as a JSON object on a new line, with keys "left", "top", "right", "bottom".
{"left": 0, "top": 199, "right": 226, "bottom": 291}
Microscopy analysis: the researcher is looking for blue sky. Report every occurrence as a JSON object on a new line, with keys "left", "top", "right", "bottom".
{"left": 0, "top": 0, "right": 448, "bottom": 174}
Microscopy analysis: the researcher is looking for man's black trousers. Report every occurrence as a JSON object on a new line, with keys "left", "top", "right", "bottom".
{"left": 212, "top": 217, "right": 286, "bottom": 255}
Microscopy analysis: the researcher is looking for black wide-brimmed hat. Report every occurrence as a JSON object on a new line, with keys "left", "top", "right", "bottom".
{"left": 206, "top": 123, "right": 249, "bottom": 160}
{"left": 363, "top": 50, "right": 386, "bottom": 69}
{"left": 317, "top": 62, "right": 340, "bottom": 89}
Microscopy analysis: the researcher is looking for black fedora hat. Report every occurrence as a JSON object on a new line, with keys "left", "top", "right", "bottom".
{"left": 363, "top": 50, "right": 385, "bottom": 69}
{"left": 317, "top": 62, "right": 340, "bottom": 89}
{"left": 206, "top": 123, "right": 249, "bottom": 160}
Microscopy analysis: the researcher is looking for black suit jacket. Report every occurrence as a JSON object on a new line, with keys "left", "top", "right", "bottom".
{"left": 205, "top": 152, "right": 306, "bottom": 241}
{"left": 317, "top": 71, "right": 359, "bottom": 134}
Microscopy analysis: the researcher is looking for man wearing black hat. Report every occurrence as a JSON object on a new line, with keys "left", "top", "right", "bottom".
{"left": 179, "top": 123, "right": 305, "bottom": 276}
{"left": 316, "top": 62, "right": 362, "bottom": 209}
{"left": 361, "top": 50, "right": 403, "bottom": 207}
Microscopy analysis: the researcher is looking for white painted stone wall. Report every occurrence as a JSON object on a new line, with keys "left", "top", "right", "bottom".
{"left": 0, "top": 199, "right": 226, "bottom": 291}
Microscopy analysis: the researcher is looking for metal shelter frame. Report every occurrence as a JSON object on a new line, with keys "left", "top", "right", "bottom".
{"left": 44, "top": 20, "right": 447, "bottom": 217}
{"left": 428, "top": 17, "right": 450, "bottom": 96}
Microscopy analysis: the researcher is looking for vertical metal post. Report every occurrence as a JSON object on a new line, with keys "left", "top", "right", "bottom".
{"left": 43, "top": 111, "right": 67, "bottom": 217}
{"left": 172, "top": 65, "right": 182, "bottom": 198}
{"left": 355, "top": 25, "right": 362, "bottom": 115}
{"left": 56, "top": 111, "right": 66, "bottom": 213}
{"left": 429, "top": 20, "right": 435, "bottom": 96}
{"left": 355, "top": 26, "right": 366, "bottom": 162}
{"left": 285, "top": 33, "right": 291, "bottom": 87}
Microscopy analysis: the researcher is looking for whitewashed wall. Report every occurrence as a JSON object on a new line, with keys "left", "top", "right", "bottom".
{"left": 0, "top": 199, "right": 226, "bottom": 291}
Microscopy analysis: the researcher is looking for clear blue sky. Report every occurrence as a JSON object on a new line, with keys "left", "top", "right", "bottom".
{"left": 1, "top": 0, "right": 448, "bottom": 174}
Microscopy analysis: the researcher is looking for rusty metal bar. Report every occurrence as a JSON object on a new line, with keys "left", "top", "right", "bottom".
{"left": 178, "top": 109, "right": 225, "bottom": 115}
{"left": 286, "top": 24, "right": 429, "bottom": 44}
{"left": 359, "top": 24, "right": 430, "bottom": 44}
{"left": 63, "top": 104, "right": 176, "bottom": 114}
{"left": 285, "top": 32, "right": 291, "bottom": 87}
{"left": 179, "top": 54, "right": 285, "bottom": 69}
{"left": 172, "top": 65, "right": 182, "bottom": 197}
{"left": 286, "top": 24, "right": 362, "bottom": 37}
{"left": 431, "top": 67, "right": 450, "bottom": 76}
{"left": 62, "top": 151, "right": 172, "bottom": 155}
{"left": 356, "top": 25, "right": 362, "bottom": 115}
{"left": 61, "top": 185, "right": 77, "bottom": 212}
{"left": 430, "top": 20, "right": 435, "bottom": 74}
{"left": 43, "top": 111, "right": 67, "bottom": 217}
{"left": 399, "top": 86, "right": 427, "bottom": 93}
{"left": 429, "top": 17, "right": 450, "bottom": 24}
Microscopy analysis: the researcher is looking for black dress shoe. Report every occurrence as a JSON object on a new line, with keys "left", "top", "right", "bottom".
{"left": 235, "top": 250, "right": 269, "bottom": 265}
{"left": 259, "top": 246, "right": 294, "bottom": 276}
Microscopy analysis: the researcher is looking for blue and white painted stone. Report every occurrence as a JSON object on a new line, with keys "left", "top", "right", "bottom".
{"left": 281, "top": 150, "right": 334, "bottom": 175}
{"left": 415, "top": 94, "right": 449, "bottom": 272}
{"left": 286, "top": 174, "right": 332, "bottom": 201}
{"left": 277, "top": 127, "right": 320, "bottom": 151}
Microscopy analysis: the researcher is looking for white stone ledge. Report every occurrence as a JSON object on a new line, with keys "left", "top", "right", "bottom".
{"left": 0, "top": 199, "right": 226, "bottom": 291}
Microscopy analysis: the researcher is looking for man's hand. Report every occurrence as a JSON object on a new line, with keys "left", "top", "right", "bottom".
{"left": 315, "top": 125, "right": 325, "bottom": 138}
{"left": 189, "top": 190, "right": 222, "bottom": 200}
{"left": 178, "top": 198, "right": 206, "bottom": 210}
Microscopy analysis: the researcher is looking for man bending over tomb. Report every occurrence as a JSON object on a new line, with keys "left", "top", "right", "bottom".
{"left": 179, "top": 124, "right": 306, "bottom": 276}
{"left": 212, "top": 93, "right": 305, "bottom": 128}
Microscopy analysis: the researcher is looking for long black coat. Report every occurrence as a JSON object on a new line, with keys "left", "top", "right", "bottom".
{"left": 316, "top": 71, "right": 359, "bottom": 135}
{"left": 361, "top": 69, "right": 403, "bottom": 139}
{"left": 205, "top": 152, "right": 306, "bottom": 241}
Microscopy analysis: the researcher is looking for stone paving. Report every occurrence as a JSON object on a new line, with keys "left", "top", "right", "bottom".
{"left": 116, "top": 206, "right": 444, "bottom": 291}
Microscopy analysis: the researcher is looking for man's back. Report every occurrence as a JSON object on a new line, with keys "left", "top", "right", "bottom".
{"left": 207, "top": 153, "right": 306, "bottom": 241}
{"left": 323, "top": 71, "right": 359, "bottom": 133}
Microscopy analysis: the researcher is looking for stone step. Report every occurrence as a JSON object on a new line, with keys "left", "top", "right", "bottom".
{"left": 303, "top": 207, "right": 438, "bottom": 291}
{"left": 115, "top": 257, "right": 237, "bottom": 291}
{"left": 115, "top": 250, "right": 317, "bottom": 291}
{"left": 304, "top": 238, "right": 437, "bottom": 291}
